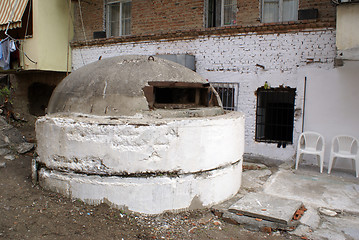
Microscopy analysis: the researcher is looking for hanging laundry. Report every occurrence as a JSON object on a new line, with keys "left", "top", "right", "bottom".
{"left": 10, "top": 40, "right": 20, "bottom": 70}
{"left": 0, "top": 39, "right": 10, "bottom": 70}
{"left": 9, "top": 40, "right": 16, "bottom": 52}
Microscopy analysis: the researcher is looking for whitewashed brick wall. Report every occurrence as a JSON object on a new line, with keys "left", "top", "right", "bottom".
{"left": 72, "top": 28, "right": 336, "bottom": 162}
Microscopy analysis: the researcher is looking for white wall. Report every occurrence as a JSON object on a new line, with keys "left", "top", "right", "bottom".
{"left": 72, "top": 28, "right": 337, "bottom": 165}
{"left": 300, "top": 61, "right": 359, "bottom": 170}
{"left": 336, "top": 4, "right": 359, "bottom": 51}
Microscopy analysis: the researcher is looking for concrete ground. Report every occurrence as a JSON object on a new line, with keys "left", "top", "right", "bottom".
{"left": 215, "top": 162, "right": 359, "bottom": 240}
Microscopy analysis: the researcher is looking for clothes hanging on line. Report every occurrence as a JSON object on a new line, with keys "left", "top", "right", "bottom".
{"left": 0, "top": 38, "right": 18, "bottom": 70}
{"left": 9, "top": 40, "right": 16, "bottom": 52}
{"left": 0, "top": 38, "right": 11, "bottom": 70}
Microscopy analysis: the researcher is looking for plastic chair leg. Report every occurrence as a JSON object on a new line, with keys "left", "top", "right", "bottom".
{"left": 355, "top": 158, "right": 359, "bottom": 178}
{"left": 319, "top": 154, "right": 324, "bottom": 173}
{"left": 295, "top": 153, "right": 301, "bottom": 170}
{"left": 328, "top": 154, "right": 334, "bottom": 174}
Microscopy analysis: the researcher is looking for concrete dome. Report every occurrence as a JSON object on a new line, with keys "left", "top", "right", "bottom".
{"left": 47, "top": 55, "right": 220, "bottom": 116}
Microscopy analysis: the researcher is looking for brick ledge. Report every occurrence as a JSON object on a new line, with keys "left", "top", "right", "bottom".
{"left": 71, "top": 19, "right": 336, "bottom": 48}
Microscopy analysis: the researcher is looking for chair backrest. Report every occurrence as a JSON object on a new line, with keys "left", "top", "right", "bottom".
{"left": 332, "top": 135, "right": 358, "bottom": 155}
{"left": 298, "top": 132, "right": 324, "bottom": 151}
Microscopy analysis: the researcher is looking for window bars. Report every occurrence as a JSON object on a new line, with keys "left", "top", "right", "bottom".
{"left": 211, "top": 82, "right": 239, "bottom": 111}
{"left": 255, "top": 87, "right": 296, "bottom": 144}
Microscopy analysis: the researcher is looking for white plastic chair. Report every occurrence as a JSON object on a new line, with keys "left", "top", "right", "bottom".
{"left": 328, "top": 135, "right": 359, "bottom": 178}
{"left": 296, "top": 132, "right": 325, "bottom": 173}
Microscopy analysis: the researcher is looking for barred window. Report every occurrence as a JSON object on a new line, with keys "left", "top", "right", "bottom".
{"left": 255, "top": 87, "right": 296, "bottom": 144}
{"left": 211, "top": 82, "right": 239, "bottom": 111}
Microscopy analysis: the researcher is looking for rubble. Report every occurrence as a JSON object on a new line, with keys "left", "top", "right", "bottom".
{"left": 16, "top": 142, "right": 34, "bottom": 154}
{"left": 318, "top": 207, "right": 337, "bottom": 217}
{"left": 0, "top": 116, "right": 34, "bottom": 168}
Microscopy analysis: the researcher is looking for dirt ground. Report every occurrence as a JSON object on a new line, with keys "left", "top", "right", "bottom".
{"left": 0, "top": 122, "right": 301, "bottom": 240}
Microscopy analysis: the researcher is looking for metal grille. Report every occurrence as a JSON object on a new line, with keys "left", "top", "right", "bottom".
{"left": 255, "top": 87, "right": 296, "bottom": 144}
{"left": 211, "top": 82, "right": 239, "bottom": 111}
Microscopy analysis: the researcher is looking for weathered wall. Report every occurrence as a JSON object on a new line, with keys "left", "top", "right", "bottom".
{"left": 10, "top": 72, "right": 66, "bottom": 126}
{"left": 132, "top": 0, "right": 204, "bottom": 35}
{"left": 71, "top": 0, "right": 336, "bottom": 41}
{"left": 336, "top": 4, "right": 359, "bottom": 51}
{"left": 336, "top": 4, "right": 359, "bottom": 61}
{"left": 72, "top": 0, "right": 104, "bottom": 42}
{"left": 22, "top": 0, "right": 73, "bottom": 71}
{"left": 36, "top": 112, "right": 245, "bottom": 213}
{"left": 72, "top": 28, "right": 337, "bottom": 166}
{"left": 36, "top": 112, "right": 244, "bottom": 174}
{"left": 301, "top": 61, "right": 359, "bottom": 171}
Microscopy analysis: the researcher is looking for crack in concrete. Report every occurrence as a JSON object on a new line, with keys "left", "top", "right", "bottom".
{"left": 36, "top": 159, "right": 242, "bottom": 179}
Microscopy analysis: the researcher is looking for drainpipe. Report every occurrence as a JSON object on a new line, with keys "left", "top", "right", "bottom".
{"left": 302, "top": 76, "right": 307, "bottom": 133}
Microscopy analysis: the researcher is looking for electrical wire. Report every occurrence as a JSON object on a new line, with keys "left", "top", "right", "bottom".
{"left": 77, "top": 0, "right": 87, "bottom": 66}
{"left": 78, "top": 0, "right": 87, "bottom": 43}
{"left": 24, "top": 0, "right": 31, "bottom": 39}
{"left": 67, "top": 0, "right": 72, "bottom": 75}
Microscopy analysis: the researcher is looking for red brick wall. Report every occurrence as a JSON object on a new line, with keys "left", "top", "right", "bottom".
{"left": 71, "top": 0, "right": 336, "bottom": 42}
{"left": 299, "top": 0, "right": 336, "bottom": 19}
{"left": 72, "top": 0, "right": 104, "bottom": 42}
{"left": 132, "top": 0, "right": 204, "bottom": 35}
{"left": 237, "top": 0, "right": 261, "bottom": 26}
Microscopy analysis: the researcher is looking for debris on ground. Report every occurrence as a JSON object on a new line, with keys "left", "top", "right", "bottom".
{"left": 318, "top": 207, "right": 337, "bottom": 217}
{"left": 293, "top": 206, "right": 307, "bottom": 220}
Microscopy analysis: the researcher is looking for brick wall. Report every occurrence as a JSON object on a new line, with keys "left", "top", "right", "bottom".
{"left": 71, "top": 0, "right": 335, "bottom": 42}
{"left": 72, "top": 0, "right": 104, "bottom": 42}
{"left": 299, "top": 0, "right": 336, "bottom": 19}
{"left": 132, "top": 0, "right": 204, "bottom": 35}
{"left": 237, "top": 0, "right": 261, "bottom": 26}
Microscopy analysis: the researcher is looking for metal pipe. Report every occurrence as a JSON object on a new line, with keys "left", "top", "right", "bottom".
{"left": 302, "top": 76, "right": 307, "bottom": 133}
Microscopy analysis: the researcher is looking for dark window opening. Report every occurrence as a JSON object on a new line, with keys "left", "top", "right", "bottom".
{"left": 255, "top": 87, "right": 296, "bottom": 144}
{"left": 155, "top": 88, "right": 196, "bottom": 104}
{"left": 207, "top": 0, "right": 236, "bottom": 28}
{"left": 28, "top": 82, "right": 56, "bottom": 116}
{"left": 207, "top": 0, "right": 220, "bottom": 28}
{"left": 143, "top": 82, "right": 220, "bottom": 109}
{"left": 211, "top": 82, "right": 239, "bottom": 111}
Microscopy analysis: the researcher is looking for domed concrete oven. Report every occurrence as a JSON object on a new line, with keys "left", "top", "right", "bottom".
{"left": 34, "top": 55, "right": 245, "bottom": 214}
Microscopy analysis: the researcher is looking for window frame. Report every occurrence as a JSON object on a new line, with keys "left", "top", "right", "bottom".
{"left": 206, "top": 0, "right": 237, "bottom": 28}
{"left": 211, "top": 82, "right": 239, "bottom": 111}
{"left": 261, "top": 0, "right": 298, "bottom": 23}
{"left": 105, "top": 0, "right": 131, "bottom": 37}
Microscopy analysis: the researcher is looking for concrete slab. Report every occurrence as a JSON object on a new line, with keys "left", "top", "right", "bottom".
{"left": 229, "top": 192, "right": 303, "bottom": 225}
{"left": 221, "top": 211, "right": 296, "bottom": 231}
{"left": 241, "top": 169, "right": 272, "bottom": 192}
{"left": 263, "top": 169, "right": 359, "bottom": 214}
{"left": 292, "top": 214, "right": 359, "bottom": 240}
{"left": 298, "top": 206, "right": 320, "bottom": 229}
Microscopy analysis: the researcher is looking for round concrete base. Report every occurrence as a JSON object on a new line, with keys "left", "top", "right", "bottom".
{"left": 38, "top": 160, "right": 242, "bottom": 214}
{"left": 35, "top": 111, "right": 244, "bottom": 214}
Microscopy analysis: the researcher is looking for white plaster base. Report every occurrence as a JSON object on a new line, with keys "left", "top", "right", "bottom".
{"left": 36, "top": 111, "right": 245, "bottom": 174}
{"left": 38, "top": 160, "right": 242, "bottom": 214}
